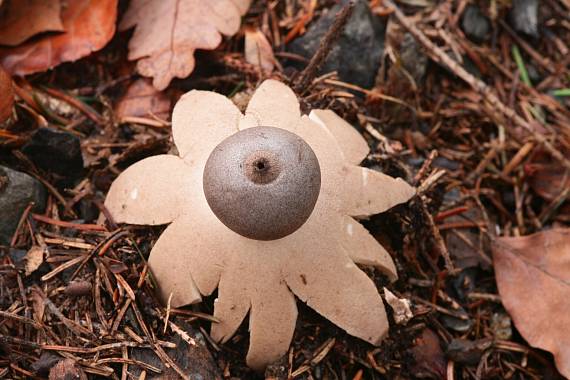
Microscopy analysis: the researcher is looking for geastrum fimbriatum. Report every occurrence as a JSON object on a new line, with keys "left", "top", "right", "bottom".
{"left": 104, "top": 80, "right": 415, "bottom": 370}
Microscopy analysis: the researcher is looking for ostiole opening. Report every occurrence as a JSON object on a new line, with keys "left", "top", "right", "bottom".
{"left": 245, "top": 151, "right": 280, "bottom": 184}
{"left": 254, "top": 158, "right": 268, "bottom": 172}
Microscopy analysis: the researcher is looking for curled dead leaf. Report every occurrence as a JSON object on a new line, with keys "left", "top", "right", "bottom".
{"left": 492, "top": 228, "right": 570, "bottom": 378}
{"left": 244, "top": 26, "right": 275, "bottom": 72}
{"left": 0, "top": 0, "right": 118, "bottom": 76}
{"left": 525, "top": 150, "right": 570, "bottom": 201}
{"left": 25, "top": 245, "right": 44, "bottom": 276}
{"left": 0, "top": 65, "right": 14, "bottom": 123}
{"left": 120, "top": 0, "right": 252, "bottom": 90}
{"left": 0, "top": 0, "right": 64, "bottom": 46}
{"left": 115, "top": 78, "right": 171, "bottom": 120}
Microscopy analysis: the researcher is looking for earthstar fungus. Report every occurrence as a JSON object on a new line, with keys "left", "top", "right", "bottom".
{"left": 104, "top": 80, "right": 416, "bottom": 370}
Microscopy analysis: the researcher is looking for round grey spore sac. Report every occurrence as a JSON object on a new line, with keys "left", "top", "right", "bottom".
{"left": 203, "top": 126, "right": 321, "bottom": 241}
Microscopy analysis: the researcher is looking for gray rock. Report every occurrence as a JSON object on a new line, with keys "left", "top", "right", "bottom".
{"left": 0, "top": 166, "right": 46, "bottom": 245}
{"left": 446, "top": 338, "right": 493, "bottom": 365}
{"left": 22, "top": 127, "right": 83, "bottom": 177}
{"left": 510, "top": 0, "right": 539, "bottom": 38}
{"left": 288, "top": 0, "right": 386, "bottom": 88}
{"left": 399, "top": 33, "right": 428, "bottom": 83}
{"left": 461, "top": 5, "right": 491, "bottom": 42}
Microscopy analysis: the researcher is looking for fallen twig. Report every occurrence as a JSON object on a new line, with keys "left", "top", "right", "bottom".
{"left": 293, "top": 1, "right": 355, "bottom": 93}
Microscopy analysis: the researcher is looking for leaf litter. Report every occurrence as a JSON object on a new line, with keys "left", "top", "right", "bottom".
{"left": 0, "top": 0, "right": 118, "bottom": 76}
{"left": 120, "top": 0, "right": 252, "bottom": 90}
{"left": 0, "top": 0, "right": 569, "bottom": 378}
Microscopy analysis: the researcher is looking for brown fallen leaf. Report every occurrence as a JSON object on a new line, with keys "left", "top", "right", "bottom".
{"left": 525, "top": 150, "right": 570, "bottom": 201}
{"left": 0, "top": 65, "right": 14, "bottom": 123}
{"left": 115, "top": 78, "right": 171, "bottom": 120}
{"left": 492, "top": 228, "right": 570, "bottom": 378}
{"left": 244, "top": 26, "right": 275, "bottom": 73}
{"left": 0, "top": 0, "right": 118, "bottom": 76}
{"left": 0, "top": 0, "right": 64, "bottom": 46}
{"left": 408, "top": 329, "right": 446, "bottom": 378}
{"left": 120, "top": 0, "right": 252, "bottom": 90}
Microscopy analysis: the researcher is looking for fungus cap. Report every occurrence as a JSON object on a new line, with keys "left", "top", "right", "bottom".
{"left": 104, "top": 79, "right": 416, "bottom": 371}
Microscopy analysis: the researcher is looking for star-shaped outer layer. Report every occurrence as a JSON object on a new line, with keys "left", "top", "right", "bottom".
{"left": 104, "top": 80, "right": 416, "bottom": 371}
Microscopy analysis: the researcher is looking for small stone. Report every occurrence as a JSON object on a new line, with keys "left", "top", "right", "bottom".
{"left": 446, "top": 338, "right": 493, "bottom": 365}
{"left": 510, "top": 0, "right": 539, "bottom": 38}
{"left": 288, "top": 0, "right": 386, "bottom": 88}
{"left": 8, "top": 248, "right": 27, "bottom": 267}
{"left": 22, "top": 127, "right": 83, "bottom": 177}
{"left": 461, "top": 5, "right": 491, "bottom": 42}
{"left": 31, "top": 352, "right": 62, "bottom": 376}
{"left": 399, "top": 33, "right": 428, "bottom": 83}
{"left": 0, "top": 166, "right": 46, "bottom": 245}
{"left": 441, "top": 312, "right": 474, "bottom": 333}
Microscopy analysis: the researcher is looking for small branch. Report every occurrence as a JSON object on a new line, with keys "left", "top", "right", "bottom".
{"left": 293, "top": 1, "right": 355, "bottom": 93}
{"left": 383, "top": 0, "right": 570, "bottom": 171}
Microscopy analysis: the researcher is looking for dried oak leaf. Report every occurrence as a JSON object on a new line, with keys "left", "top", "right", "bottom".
{"left": 492, "top": 228, "right": 570, "bottom": 378}
{"left": 0, "top": 65, "right": 14, "bottom": 123}
{"left": 0, "top": 0, "right": 63, "bottom": 46}
{"left": 0, "top": 0, "right": 118, "bottom": 76}
{"left": 115, "top": 78, "right": 172, "bottom": 120}
{"left": 120, "top": 0, "right": 252, "bottom": 90}
{"left": 244, "top": 26, "right": 275, "bottom": 73}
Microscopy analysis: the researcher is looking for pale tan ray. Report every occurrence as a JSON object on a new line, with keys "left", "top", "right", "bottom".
{"left": 243, "top": 79, "right": 301, "bottom": 132}
{"left": 341, "top": 165, "right": 415, "bottom": 218}
{"left": 246, "top": 278, "right": 297, "bottom": 371}
{"left": 148, "top": 214, "right": 227, "bottom": 306}
{"left": 338, "top": 215, "right": 398, "bottom": 281}
{"left": 146, "top": 162, "right": 240, "bottom": 305}
{"left": 172, "top": 89, "right": 241, "bottom": 166}
{"left": 281, "top": 222, "right": 390, "bottom": 345}
{"left": 210, "top": 267, "right": 251, "bottom": 343}
{"left": 309, "top": 109, "right": 369, "bottom": 164}
{"left": 148, "top": 223, "right": 202, "bottom": 307}
{"left": 104, "top": 155, "right": 192, "bottom": 225}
